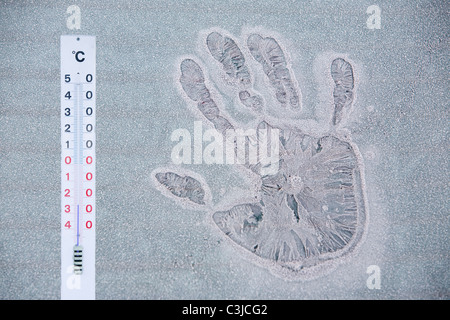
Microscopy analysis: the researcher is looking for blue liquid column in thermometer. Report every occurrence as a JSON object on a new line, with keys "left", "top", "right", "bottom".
{"left": 61, "top": 35, "right": 96, "bottom": 300}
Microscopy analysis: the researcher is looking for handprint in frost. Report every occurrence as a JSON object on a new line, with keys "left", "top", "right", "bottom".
{"left": 151, "top": 28, "right": 367, "bottom": 280}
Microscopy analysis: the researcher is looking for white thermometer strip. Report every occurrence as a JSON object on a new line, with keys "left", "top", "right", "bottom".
{"left": 61, "top": 35, "right": 96, "bottom": 300}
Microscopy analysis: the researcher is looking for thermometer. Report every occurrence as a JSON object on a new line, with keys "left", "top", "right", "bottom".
{"left": 61, "top": 35, "right": 96, "bottom": 300}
